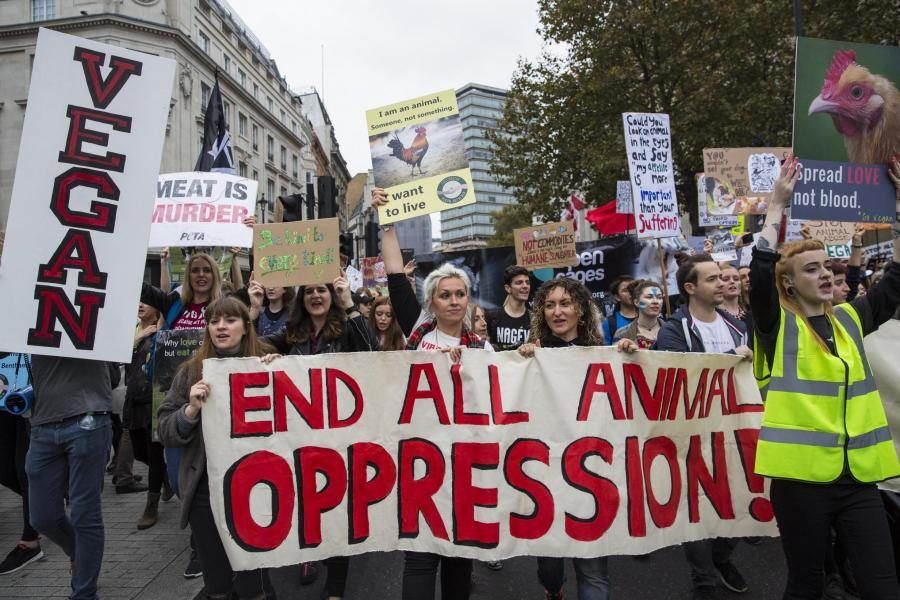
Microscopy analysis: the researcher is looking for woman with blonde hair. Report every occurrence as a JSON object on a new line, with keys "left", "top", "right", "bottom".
{"left": 751, "top": 155, "right": 900, "bottom": 599}
{"left": 157, "top": 297, "right": 275, "bottom": 599}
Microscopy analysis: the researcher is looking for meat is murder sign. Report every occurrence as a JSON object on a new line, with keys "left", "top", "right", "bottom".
{"left": 0, "top": 28, "right": 174, "bottom": 361}
{"left": 202, "top": 347, "right": 776, "bottom": 570}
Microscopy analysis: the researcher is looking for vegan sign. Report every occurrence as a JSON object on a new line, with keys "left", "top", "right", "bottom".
{"left": 622, "top": 113, "right": 680, "bottom": 239}
{"left": 202, "top": 347, "right": 775, "bottom": 570}
{"left": 252, "top": 219, "right": 340, "bottom": 287}
{"left": 150, "top": 172, "right": 257, "bottom": 247}
{"left": 0, "top": 28, "right": 175, "bottom": 361}
{"left": 367, "top": 90, "right": 475, "bottom": 224}
{"left": 792, "top": 37, "right": 900, "bottom": 222}
{"left": 514, "top": 221, "right": 578, "bottom": 270}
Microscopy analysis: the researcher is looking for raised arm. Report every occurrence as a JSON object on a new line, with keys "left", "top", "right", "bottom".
{"left": 371, "top": 188, "right": 404, "bottom": 275}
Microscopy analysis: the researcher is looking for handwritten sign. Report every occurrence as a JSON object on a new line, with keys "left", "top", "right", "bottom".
{"left": 616, "top": 180, "right": 633, "bottom": 215}
{"left": 804, "top": 221, "right": 856, "bottom": 259}
{"left": 253, "top": 219, "right": 340, "bottom": 287}
{"left": 697, "top": 173, "right": 739, "bottom": 228}
{"left": 150, "top": 172, "right": 257, "bottom": 248}
{"left": 0, "top": 28, "right": 175, "bottom": 361}
{"left": 702, "top": 148, "right": 791, "bottom": 217}
{"left": 622, "top": 113, "right": 680, "bottom": 239}
{"left": 367, "top": 90, "right": 475, "bottom": 224}
{"left": 202, "top": 347, "right": 774, "bottom": 570}
{"left": 514, "top": 221, "right": 577, "bottom": 270}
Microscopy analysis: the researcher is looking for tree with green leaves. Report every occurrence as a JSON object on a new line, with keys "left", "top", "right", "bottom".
{"left": 490, "top": 0, "right": 899, "bottom": 222}
{"left": 487, "top": 203, "right": 533, "bottom": 247}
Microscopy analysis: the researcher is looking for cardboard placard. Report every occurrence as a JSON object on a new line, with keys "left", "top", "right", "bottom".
{"left": 791, "top": 37, "right": 900, "bottom": 222}
{"left": 514, "top": 221, "right": 578, "bottom": 270}
{"left": 0, "top": 28, "right": 175, "bottom": 361}
{"left": 150, "top": 172, "right": 257, "bottom": 247}
{"left": 368, "top": 90, "right": 475, "bottom": 224}
{"left": 696, "top": 173, "right": 740, "bottom": 228}
{"left": 708, "top": 230, "right": 738, "bottom": 262}
{"left": 253, "top": 219, "right": 341, "bottom": 287}
{"left": 804, "top": 221, "right": 856, "bottom": 260}
{"left": 701, "top": 148, "right": 792, "bottom": 218}
{"left": 622, "top": 113, "right": 680, "bottom": 239}
{"left": 202, "top": 348, "right": 773, "bottom": 570}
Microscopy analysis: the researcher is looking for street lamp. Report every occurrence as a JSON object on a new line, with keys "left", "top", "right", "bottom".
{"left": 257, "top": 195, "right": 267, "bottom": 224}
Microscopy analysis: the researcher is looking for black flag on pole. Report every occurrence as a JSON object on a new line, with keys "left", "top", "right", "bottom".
{"left": 195, "top": 76, "right": 235, "bottom": 173}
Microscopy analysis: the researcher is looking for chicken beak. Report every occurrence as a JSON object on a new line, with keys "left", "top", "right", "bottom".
{"left": 808, "top": 94, "right": 839, "bottom": 116}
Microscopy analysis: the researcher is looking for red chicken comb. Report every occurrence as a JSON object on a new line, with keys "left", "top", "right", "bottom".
{"left": 822, "top": 49, "right": 857, "bottom": 96}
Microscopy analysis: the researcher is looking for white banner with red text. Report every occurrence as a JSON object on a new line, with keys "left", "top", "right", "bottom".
{"left": 0, "top": 28, "right": 174, "bottom": 361}
{"left": 202, "top": 347, "right": 776, "bottom": 571}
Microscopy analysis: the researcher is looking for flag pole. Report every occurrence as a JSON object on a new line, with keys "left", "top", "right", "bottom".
{"left": 657, "top": 238, "right": 671, "bottom": 316}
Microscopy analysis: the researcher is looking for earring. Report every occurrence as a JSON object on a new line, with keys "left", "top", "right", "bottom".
{"left": 785, "top": 286, "right": 795, "bottom": 297}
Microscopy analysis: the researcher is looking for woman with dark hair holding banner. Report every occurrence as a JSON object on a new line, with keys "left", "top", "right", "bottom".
{"left": 373, "top": 187, "right": 491, "bottom": 600}
{"left": 751, "top": 155, "right": 900, "bottom": 599}
{"left": 157, "top": 297, "right": 276, "bottom": 600}
{"left": 253, "top": 273, "right": 376, "bottom": 600}
{"left": 518, "top": 277, "right": 612, "bottom": 600}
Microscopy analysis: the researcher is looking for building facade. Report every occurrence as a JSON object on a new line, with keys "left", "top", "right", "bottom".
{"left": 0, "top": 0, "right": 348, "bottom": 233}
{"left": 440, "top": 82, "right": 518, "bottom": 249}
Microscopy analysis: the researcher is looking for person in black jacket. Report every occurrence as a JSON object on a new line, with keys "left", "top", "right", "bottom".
{"left": 653, "top": 253, "right": 752, "bottom": 600}
{"left": 255, "top": 272, "right": 376, "bottom": 600}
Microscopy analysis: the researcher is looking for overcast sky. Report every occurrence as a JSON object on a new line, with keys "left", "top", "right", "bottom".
{"left": 226, "top": 0, "right": 545, "bottom": 175}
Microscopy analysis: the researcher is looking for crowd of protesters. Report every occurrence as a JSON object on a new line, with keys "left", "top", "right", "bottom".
{"left": 1, "top": 157, "right": 900, "bottom": 600}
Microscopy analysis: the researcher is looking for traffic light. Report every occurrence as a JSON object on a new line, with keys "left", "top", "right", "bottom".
{"left": 365, "top": 221, "right": 380, "bottom": 257}
{"left": 339, "top": 232, "right": 354, "bottom": 261}
{"left": 317, "top": 175, "right": 337, "bottom": 218}
{"left": 305, "top": 182, "right": 316, "bottom": 220}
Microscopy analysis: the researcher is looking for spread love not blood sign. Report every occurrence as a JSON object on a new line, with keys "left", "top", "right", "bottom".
{"left": 0, "top": 28, "right": 174, "bottom": 361}
{"left": 201, "top": 347, "right": 776, "bottom": 570}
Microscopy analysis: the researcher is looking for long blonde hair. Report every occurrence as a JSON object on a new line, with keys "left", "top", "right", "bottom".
{"left": 181, "top": 253, "right": 223, "bottom": 305}
{"left": 775, "top": 239, "right": 833, "bottom": 352}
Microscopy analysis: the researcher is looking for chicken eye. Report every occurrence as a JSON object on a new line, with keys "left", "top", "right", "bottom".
{"left": 849, "top": 86, "right": 864, "bottom": 100}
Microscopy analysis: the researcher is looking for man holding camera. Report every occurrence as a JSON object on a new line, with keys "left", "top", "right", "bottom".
{"left": 25, "top": 356, "right": 113, "bottom": 600}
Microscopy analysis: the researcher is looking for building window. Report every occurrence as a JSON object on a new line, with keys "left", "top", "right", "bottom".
{"left": 280, "top": 146, "right": 287, "bottom": 171}
{"left": 306, "top": 172, "right": 311, "bottom": 184}
{"left": 238, "top": 69, "right": 246, "bottom": 88}
{"left": 252, "top": 169, "right": 259, "bottom": 182}
{"left": 223, "top": 54, "right": 231, "bottom": 73}
{"left": 280, "top": 186, "right": 287, "bottom": 199}
{"left": 267, "top": 136, "right": 274, "bottom": 162}
{"left": 200, "top": 82, "right": 211, "bottom": 113}
{"left": 253, "top": 83, "right": 259, "bottom": 99}
{"left": 292, "top": 155, "right": 298, "bottom": 179}
{"left": 267, "top": 97, "right": 274, "bottom": 113}
{"left": 280, "top": 109, "right": 286, "bottom": 123}
{"left": 238, "top": 162, "right": 247, "bottom": 177}
{"left": 32, "top": 0, "right": 55, "bottom": 21}
{"left": 222, "top": 100, "right": 231, "bottom": 128}
{"left": 199, "top": 31, "right": 210, "bottom": 54}
{"left": 251, "top": 124, "right": 259, "bottom": 150}
{"left": 238, "top": 113, "right": 247, "bottom": 137}
{"left": 291, "top": 120, "right": 297, "bottom": 135}
{"left": 267, "top": 179, "right": 275, "bottom": 210}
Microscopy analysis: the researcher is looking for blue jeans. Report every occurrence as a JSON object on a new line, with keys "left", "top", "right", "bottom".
{"left": 26, "top": 414, "right": 111, "bottom": 600}
{"left": 537, "top": 556, "right": 611, "bottom": 599}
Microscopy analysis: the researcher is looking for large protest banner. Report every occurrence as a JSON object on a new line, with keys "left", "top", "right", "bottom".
{"left": 367, "top": 90, "right": 476, "bottom": 224}
{"left": 202, "top": 348, "right": 774, "bottom": 569}
{"left": 253, "top": 218, "right": 340, "bottom": 287}
{"left": 0, "top": 29, "right": 175, "bottom": 361}
{"left": 150, "top": 173, "right": 257, "bottom": 248}
{"left": 792, "top": 37, "right": 899, "bottom": 222}
{"left": 513, "top": 221, "right": 578, "bottom": 270}
{"left": 622, "top": 113, "right": 680, "bottom": 239}
{"left": 415, "top": 237, "right": 639, "bottom": 315}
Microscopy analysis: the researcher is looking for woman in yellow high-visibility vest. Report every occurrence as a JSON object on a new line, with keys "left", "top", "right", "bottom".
{"left": 750, "top": 155, "right": 900, "bottom": 599}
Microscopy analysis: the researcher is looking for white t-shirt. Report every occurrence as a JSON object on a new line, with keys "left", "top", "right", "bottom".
{"left": 411, "top": 310, "right": 494, "bottom": 352}
{"left": 692, "top": 314, "right": 736, "bottom": 354}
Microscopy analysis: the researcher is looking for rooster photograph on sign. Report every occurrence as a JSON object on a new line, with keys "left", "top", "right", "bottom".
{"left": 369, "top": 114, "right": 468, "bottom": 189}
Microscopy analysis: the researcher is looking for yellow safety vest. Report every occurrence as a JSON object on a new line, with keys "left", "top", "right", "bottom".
{"left": 754, "top": 304, "right": 900, "bottom": 483}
